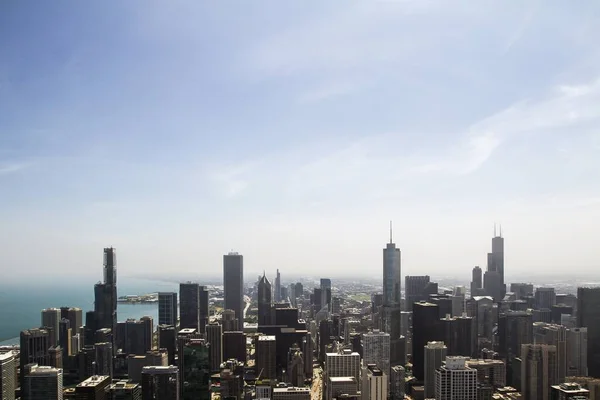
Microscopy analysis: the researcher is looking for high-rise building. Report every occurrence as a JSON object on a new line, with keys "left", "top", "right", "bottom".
{"left": 116, "top": 317, "right": 153, "bottom": 355}
{"left": 511, "top": 283, "right": 534, "bottom": 299}
{"left": 127, "top": 350, "right": 168, "bottom": 383}
{"left": 534, "top": 323, "right": 567, "bottom": 383}
{"left": 41, "top": 308, "right": 61, "bottom": 346}
{"left": 158, "top": 325, "right": 177, "bottom": 366}
{"left": 325, "top": 349, "right": 361, "bottom": 382}
{"left": 141, "top": 366, "right": 179, "bottom": 400}
{"left": 0, "top": 352, "right": 16, "bottom": 400}
{"left": 75, "top": 375, "right": 111, "bottom": 399}
{"left": 390, "top": 365, "right": 405, "bottom": 400}
{"left": 405, "top": 276, "right": 436, "bottom": 312}
{"left": 258, "top": 273, "right": 272, "bottom": 326}
{"left": 94, "top": 248, "right": 118, "bottom": 354}
{"left": 361, "top": 364, "right": 388, "bottom": 400}
{"left": 158, "top": 292, "right": 178, "bottom": 327}
{"left": 256, "top": 335, "right": 277, "bottom": 379}
{"left": 424, "top": 341, "right": 447, "bottom": 398}
{"left": 222, "top": 331, "right": 246, "bottom": 363}
{"left": 60, "top": 307, "right": 83, "bottom": 336}
{"left": 180, "top": 339, "right": 210, "bottom": 400}
{"left": 470, "top": 267, "right": 483, "bottom": 297}
{"left": 434, "top": 356, "right": 477, "bottom": 400}
{"left": 23, "top": 365, "right": 63, "bottom": 400}
{"left": 58, "top": 319, "right": 72, "bottom": 361}
{"left": 206, "top": 323, "right": 223, "bottom": 372}
{"left": 179, "top": 283, "right": 200, "bottom": 331}
{"left": 567, "top": 327, "right": 588, "bottom": 377}
{"left": 199, "top": 286, "right": 209, "bottom": 335}
{"left": 275, "top": 269, "right": 281, "bottom": 303}
{"left": 221, "top": 309, "right": 238, "bottom": 332}
{"left": 326, "top": 377, "right": 358, "bottom": 400}
{"left": 485, "top": 226, "right": 505, "bottom": 300}
{"left": 383, "top": 223, "right": 401, "bottom": 307}
{"left": 321, "top": 278, "right": 332, "bottom": 312}
{"left": 224, "top": 252, "right": 244, "bottom": 330}
{"left": 19, "top": 328, "right": 51, "bottom": 388}
{"left": 465, "top": 359, "right": 506, "bottom": 387}
{"left": 95, "top": 342, "right": 113, "bottom": 379}
{"left": 535, "top": 287, "right": 557, "bottom": 310}
{"left": 550, "top": 382, "right": 590, "bottom": 399}
{"left": 272, "top": 387, "right": 311, "bottom": 400}
{"left": 440, "top": 315, "right": 475, "bottom": 358}
{"left": 412, "top": 302, "right": 442, "bottom": 381}
{"left": 106, "top": 380, "right": 142, "bottom": 400}
{"left": 521, "top": 344, "right": 558, "bottom": 400}
{"left": 577, "top": 286, "right": 600, "bottom": 378}
{"left": 362, "top": 329, "right": 391, "bottom": 377}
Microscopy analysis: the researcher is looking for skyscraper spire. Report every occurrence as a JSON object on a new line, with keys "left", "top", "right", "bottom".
{"left": 494, "top": 222, "right": 497, "bottom": 237}
{"left": 390, "top": 220, "right": 393, "bottom": 244}
{"left": 499, "top": 224, "right": 502, "bottom": 238}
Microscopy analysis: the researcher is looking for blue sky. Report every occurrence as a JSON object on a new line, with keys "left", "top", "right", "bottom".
{"left": 1, "top": 1, "right": 600, "bottom": 282}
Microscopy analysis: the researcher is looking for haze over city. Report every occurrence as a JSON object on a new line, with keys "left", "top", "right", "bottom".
{"left": 1, "top": 1, "right": 600, "bottom": 282}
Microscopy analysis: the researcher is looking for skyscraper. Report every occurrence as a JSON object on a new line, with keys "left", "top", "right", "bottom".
{"left": 361, "top": 364, "right": 388, "bottom": 400}
{"left": 180, "top": 339, "right": 210, "bottom": 400}
{"left": 321, "top": 278, "right": 332, "bottom": 312}
{"left": 224, "top": 252, "right": 244, "bottom": 330}
{"left": 441, "top": 315, "right": 475, "bottom": 358}
{"left": 206, "top": 323, "right": 223, "bottom": 372}
{"left": 20, "top": 328, "right": 51, "bottom": 389}
{"left": 106, "top": 380, "right": 142, "bottom": 399}
{"left": 567, "top": 327, "right": 588, "bottom": 377}
{"left": 116, "top": 317, "right": 153, "bottom": 355}
{"left": 23, "top": 365, "right": 63, "bottom": 400}
{"left": 424, "top": 341, "right": 447, "bottom": 398}
{"left": 75, "top": 375, "right": 111, "bottom": 399}
{"left": 256, "top": 335, "right": 277, "bottom": 380}
{"left": 199, "top": 286, "right": 209, "bottom": 335}
{"left": 60, "top": 307, "right": 83, "bottom": 336}
{"left": 142, "top": 366, "right": 179, "bottom": 400}
{"left": 0, "top": 352, "right": 16, "bottom": 400}
{"left": 484, "top": 227, "right": 505, "bottom": 301}
{"left": 95, "top": 342, "right": 114, "bottom": 379}
{"left": 41, "top": 308, "right": 61, "bottom": 346}
{"left": 158, "top": 292, "right": 178, "bottom": 326}
{"left": 521, "top": 344, "right": 558, "bottom": 400}
{"left": 258, "top": 273, "right": 272, "bottom": 326}
{"left": 405, "top": 276, "right": 433, "bottom": 312}
{"left": 412, "top": 302, "right": 442, "bottom": 381}
{"left": 158, "top": 325, "right": 177, "bottom": 366}
{"left": 275, "top": 269, "right": 281, "bottom": 303}
{"left": 535, "top": 287, "right": 556, "bottom": 310}
{"left": 470, "top": 266, "right": 482, "bottom": 296}
{"left": 434, "top": 356, "right": 477, "bottom": 400}
{"left": 362, "top": 329, "right": 391, "bottom": 378}
{"left": 179, "top": 283, "right": 200, "bottom": 331}
{"left": 577, "top": 287, "right": 600, "bottom": 377}
{"left": 383, "top": 222, "right": 401, "bottom": 307}
{"left": 95, "top": 247, "right": 118, "bottom": 353}
{"left": 533, "top": 323, "right": 567, "bottom": 384}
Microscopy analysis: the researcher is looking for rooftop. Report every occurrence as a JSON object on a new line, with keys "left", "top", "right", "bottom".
{"left": 77, "top": 375, "right": 110, "bottom": 387}
{"left": 258, "top": 335, "right": 276, "bottom": 341}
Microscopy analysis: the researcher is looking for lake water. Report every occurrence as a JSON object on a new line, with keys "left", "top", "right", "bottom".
{"left": 0, "top": 279, "right": 180, "bottom": 344}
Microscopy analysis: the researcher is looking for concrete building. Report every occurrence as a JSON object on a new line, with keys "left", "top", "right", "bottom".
{"left": 127, "top": 350, "right": 168, "bottom": 382}
{"left": 0, "top": 352, "right": 16, "bottom": 400}
{"left": 60, "top": 307, "right": 83, "bottom": 336}
{"left": 521, "top": 344, "right": 558, "bottom": 400}
{"left": 158, "top": 292, "right": 178, "bottom": 326}
{"left": 550, "top": 382, "right": 590, "bottom": 399}
{"left": 363, "top": 329, "right": 391, "bottom": 378}
{"left": 567, "top": 327, "right": 588, "bottom": 377}
{"left": 95, "top": 342, "right": 113, "bottom": 379}
{"left": 116, "top": 317, "right": 153, "bottom": 355}
{"left": 405, "top": 276, "right": 432, "bottom": 312}
{"left": 256, "top": 335, "right": 277, "bottom": 380}
{"left": 23, "top": 365, "right": 63, "bottom": 400}
{"left": 534, "top": 323, "right": 567, "bottom": 383}
{"left": 471, "top": 266, "right": 483, "bottom": 297}
{"left": 272, "top": 387, "right": 310, "bottom": 400}
{"left": 224, "top": 252, "right": 244, "bottom": 330}
{"left": 361, "top": 364, "right": 387, "bottom": 400}
{"left": 75, "top": 375, "right": 111, "bottom": 400}
{"left": 19, "top": 328, "right": 51, "bottom": 388}
{"left": 466, "top": 358, "right": 506, "bottom": 387}
{"left": 424, "top": 341, "right": 447, "bottom": 398}
{"left": 327, "top": 377, "right": 358, "bottom": 400}
{"left": 434, "top": 356, "right": 477, "bottom": 400}
{"left": 577, "top": 287, "right": 600, "bottom": 378}
{"left": 535, "top": 287, "right": 557, "bottom": 310}
{"left": 106, "top": 380, "right": 142, "bottom": 400}
{"left": 141, "top": 366, "right": 179, "bottom": 400}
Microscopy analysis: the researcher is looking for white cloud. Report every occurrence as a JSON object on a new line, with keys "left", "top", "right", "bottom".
{"left": 0, "top": 162, "right": 30, "bottom": 175}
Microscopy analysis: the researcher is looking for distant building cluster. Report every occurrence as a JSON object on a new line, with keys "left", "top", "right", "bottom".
{"left": 1, "top": 226, "right": 599, "bottom": 400}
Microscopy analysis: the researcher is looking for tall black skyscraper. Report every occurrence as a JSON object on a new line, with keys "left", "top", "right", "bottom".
{"left": 158, "top": 292, "right": 178, "bottom": 326}
{"left": 180, "top": 283, "right": 200, "bottom": 331}
{"left": 412, "top": 302, "right": 442, "bottom": 381}
{"left": 258, "top": 273, "right": 272, "bottom": 326}
{"left": 484, "top": 226, "right": 505, "bottom": 301}
{"left": 199, "top": 286, "right": 209, "bottom": 335}
{"left": 470, "top": 266, "right": 482, "bottom": 296}
{"left": 94, "top": 248, "right": 117, "bottom": 352}
{"left": 577, "top": 287, "right": 600, "bottom": 378}
{"left": 224, "top": 252, "right": 244, "bottom": 330}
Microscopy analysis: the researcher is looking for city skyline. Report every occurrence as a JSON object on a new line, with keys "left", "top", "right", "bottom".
{"left": 2, "top": 2, "right": 600, "bottom": 281}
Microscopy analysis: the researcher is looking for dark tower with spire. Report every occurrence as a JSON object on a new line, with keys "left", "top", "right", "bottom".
{"left": 94, "top": 247, "right": 117, "bottom": 352}
{"left": 257, "top": 273, "right": 272, "bottom": 326}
